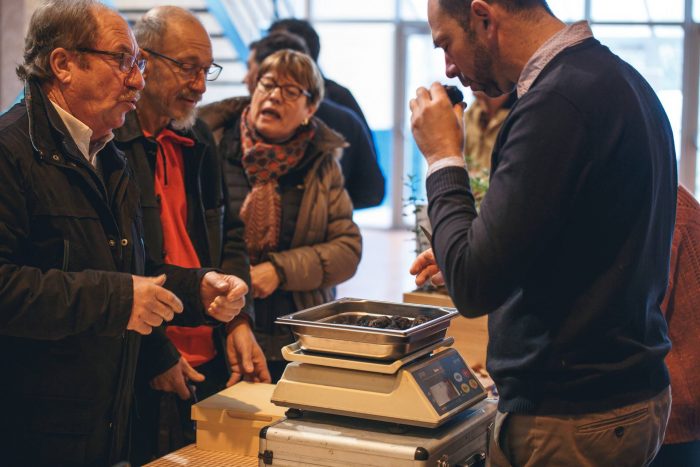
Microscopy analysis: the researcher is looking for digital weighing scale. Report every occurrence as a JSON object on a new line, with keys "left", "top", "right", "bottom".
{"left": 261, "top": 299, "right": 494, "bottom": 466}
{"left": 271, "top": 337, "right": 487, "bottom": 428}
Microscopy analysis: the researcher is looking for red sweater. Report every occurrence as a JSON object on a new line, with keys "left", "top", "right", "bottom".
{"left": 660, "top": 184, "right": 700, "bottom": 444}
{"left": 151, "top": 128, "right": 216, "bottom": 367}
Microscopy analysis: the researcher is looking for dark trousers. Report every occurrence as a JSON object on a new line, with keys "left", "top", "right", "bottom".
{"left": 129, "top": 352, "right": 229, "bottom": 466}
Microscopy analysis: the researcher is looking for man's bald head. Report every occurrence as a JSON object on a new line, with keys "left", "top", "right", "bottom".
{"left": 133, "top": 6, "right": 206, "bottom": 51}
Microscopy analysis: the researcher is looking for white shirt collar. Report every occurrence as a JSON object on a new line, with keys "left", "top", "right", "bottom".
{"left": 49, "top": 100, "right": 114, "bottom": 167}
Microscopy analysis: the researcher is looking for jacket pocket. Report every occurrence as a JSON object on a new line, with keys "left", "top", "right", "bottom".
{"left": 30, "top": 207, "right": 103, "bottom": 271}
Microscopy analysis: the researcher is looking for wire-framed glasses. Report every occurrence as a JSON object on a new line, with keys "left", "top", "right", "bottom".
{"left": 142, "top": 47, "right": 222, "bottom": 81}
{"left": 256, "top": 77, "right": 311, "bottom": 101}
{"left": 76, "top": 48, "right": 146, "bottom": 74}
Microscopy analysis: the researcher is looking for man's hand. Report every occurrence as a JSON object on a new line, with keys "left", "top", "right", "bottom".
{"left": 129, "top": 274, "right": 183, "bottom": 335}
{"left": 410, "top": 248, "right": 446, "bottom": 287}
{"left": 409, "top": 82, "right": 466, "bottom": 165}
{"left": 150, "top": 357, "right": 205, "bottom": 400}
{"left": 250, "top": 262, "right": 280, "bottom": 299}
{"left": 226, "top": 317, "right": 271, "bottom": 385}
{"left": 200, "top": 271, "right": 248, "bottom": 322}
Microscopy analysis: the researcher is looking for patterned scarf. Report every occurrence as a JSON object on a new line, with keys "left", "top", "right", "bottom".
{"left": 239, "top": 106, "right": 316, "bottom": 264}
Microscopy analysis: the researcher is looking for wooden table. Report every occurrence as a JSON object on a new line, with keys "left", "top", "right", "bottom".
{"left": 145, "top": 444, "right": 258, "bottom": 466}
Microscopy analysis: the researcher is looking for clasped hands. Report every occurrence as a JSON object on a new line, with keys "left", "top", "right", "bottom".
{"left": 127, "top": 271, "right": 248, "bottom": 335}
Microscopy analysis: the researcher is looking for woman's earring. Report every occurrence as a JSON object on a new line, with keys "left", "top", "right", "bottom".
{"left": 303, "top": 118, "right": 309, "bottom": 126}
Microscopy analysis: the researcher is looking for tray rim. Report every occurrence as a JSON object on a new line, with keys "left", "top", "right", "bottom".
{"left": 275, "top": 297, "right": 458, "bottom": 337}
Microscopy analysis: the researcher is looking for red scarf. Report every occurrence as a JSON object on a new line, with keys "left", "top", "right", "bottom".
{"left": 239, "top": 106, "right": 315, "bottom": 264}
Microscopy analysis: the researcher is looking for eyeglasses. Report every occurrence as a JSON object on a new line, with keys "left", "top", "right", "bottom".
{"left": 256, "top": 77, "right": 311, "bottom": 101}
{"left": 143, "top": 48, "right": 222, "bottom": 81}
{"left": 76, "top": 48, "right": 146, "bottom": 74}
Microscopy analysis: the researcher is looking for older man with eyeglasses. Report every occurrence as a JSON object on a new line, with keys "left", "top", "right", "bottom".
{"left": 112, "top": 6, "right": 270, "bottom": 463}
{"left": 0, "top": 1, "right": 250, "bottom": 465}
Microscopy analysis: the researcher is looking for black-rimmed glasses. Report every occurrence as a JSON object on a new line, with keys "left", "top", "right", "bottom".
{"left": 256, "top": 77, "right": 311, "bottom": 101}
{"left": 76, "top": 48, "right": 146, "bottom": 74}
{"left": 143, "top": 48, "right": 222, "bottom": 81}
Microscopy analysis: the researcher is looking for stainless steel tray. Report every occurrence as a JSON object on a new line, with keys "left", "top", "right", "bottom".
{"left": 275, "top": 298, "right": 458, "bottom": 360}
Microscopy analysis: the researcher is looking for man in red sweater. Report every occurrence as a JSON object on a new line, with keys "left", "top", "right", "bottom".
{"left": 114, "top": 6, "right": 270, "bottom": 464}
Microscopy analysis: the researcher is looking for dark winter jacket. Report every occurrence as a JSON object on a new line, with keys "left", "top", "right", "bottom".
{"left": 0, "top": 80, "right": 206, "bottom": 466}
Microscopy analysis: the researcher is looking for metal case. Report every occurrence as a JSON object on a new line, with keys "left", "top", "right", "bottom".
{"left": 258, "top": 400, "right": 496, "bottom": 467}
{"left": 275, "top": 298, "right": 458, "bottom": 360}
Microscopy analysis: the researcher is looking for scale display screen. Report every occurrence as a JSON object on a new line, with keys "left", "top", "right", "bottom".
{"left": 410, "top": 349, "right": 486, "bottom": 416}
{"left": 429, "top": 379, "right": 459, "bottom": 407}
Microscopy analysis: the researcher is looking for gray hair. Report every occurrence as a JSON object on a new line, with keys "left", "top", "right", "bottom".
{"left": 258, "top": 49, "right": 324, "bottom": 106}
{"left": 16, "top": 0, "right": 105, "bottom": 83}
{"left": 133, "top": 6, "right": 203, "bottom": 51}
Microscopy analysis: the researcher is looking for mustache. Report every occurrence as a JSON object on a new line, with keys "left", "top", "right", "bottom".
{"left": 122, "top": 91, "right": 141, "bottom": 102}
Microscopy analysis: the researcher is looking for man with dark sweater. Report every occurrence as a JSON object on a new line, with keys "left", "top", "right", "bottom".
{"left": 409, "top": 1, "right": 676, "bottom": 465}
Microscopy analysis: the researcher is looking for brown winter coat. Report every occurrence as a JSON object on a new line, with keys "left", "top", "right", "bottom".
{"left": 199, "top": 97, "right": 361, "bottom": 311}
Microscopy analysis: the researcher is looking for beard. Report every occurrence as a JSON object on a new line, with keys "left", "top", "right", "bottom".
{"left": 171, "top": 107, "right": 197, "bottom": 131}
{"left": 467, "top": 27, "right": 505, "bottom": 97}
{"left": 171, "top": 91, "right": 200, "bottom": 130}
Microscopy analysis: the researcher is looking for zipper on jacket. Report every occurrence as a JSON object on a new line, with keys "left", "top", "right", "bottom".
{"left": 61, "top": 239, "right": 70, "bottom": 271}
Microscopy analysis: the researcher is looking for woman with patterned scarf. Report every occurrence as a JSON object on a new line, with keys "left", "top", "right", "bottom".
{"left": 200, "top": 50, "right": 362, "bottom": 381}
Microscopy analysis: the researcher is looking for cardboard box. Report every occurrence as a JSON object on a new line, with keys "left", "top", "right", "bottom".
{"left": 403, "top": 290, "right": 488, "bottom": 369}
{"left": 191, "top": 382, "right": 286, "bottom": 456}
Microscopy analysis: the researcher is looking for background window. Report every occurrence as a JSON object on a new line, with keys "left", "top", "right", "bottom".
{"left": 401, "top": 0, "right": 428, "bottom": 21}
{"left": 547, "top": 0, "right": 585, "bottom": 22}
{"left": 312, "top": 0, "right": 396, "bottom": 20}
{"left": 316, "top": 22, "right": 396, "bottom": 227}
{"left": 316, "top": 23, "right": 395, "bottom": 131}
{"left": 591, "top": 0, "right": 685, "bottom": 22}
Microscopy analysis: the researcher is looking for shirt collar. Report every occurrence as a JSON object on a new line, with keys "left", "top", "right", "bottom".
{"left": 517, "top": 21, "right": 594, "bottom": 98}
{"left": 49, "top": 100, "right": 114, "bottom": 167}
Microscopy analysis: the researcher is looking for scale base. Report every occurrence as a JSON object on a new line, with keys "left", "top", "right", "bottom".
{"left": 272, "top": 347, "right": 487, "bottom": 428}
